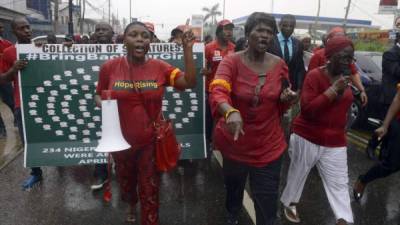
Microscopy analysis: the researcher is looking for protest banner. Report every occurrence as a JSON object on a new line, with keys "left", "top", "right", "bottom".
{"left": 18, "top": 43, "right": 205, "bottom": 167}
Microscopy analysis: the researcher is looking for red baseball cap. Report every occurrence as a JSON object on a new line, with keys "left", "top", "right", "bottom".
{"left": 144, "top": 22, "right": 155, "bottom": 33}
{"left": 217, "top": 19, "right": 234, "bottom": 28}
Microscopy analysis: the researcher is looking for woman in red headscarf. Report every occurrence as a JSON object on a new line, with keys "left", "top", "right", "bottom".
{"left": 308, "top": 27, "right": 367, "bottom": 107}
{"left": 280, "top": 36, "right": 355, "bottom": 225}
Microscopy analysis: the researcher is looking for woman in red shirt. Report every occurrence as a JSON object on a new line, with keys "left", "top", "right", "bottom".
{"left": 280, "top": 36, "right": 355, "bottom": 225}
{"left": 96, "top": 21, "right": 196, "bottom": 225}
{"left": 209, "top": 12, "right": 297, "bottom": 225}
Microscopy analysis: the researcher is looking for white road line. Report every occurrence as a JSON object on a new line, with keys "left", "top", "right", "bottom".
{"left": 213, "top": 151, "right": 256, "bottom": 224}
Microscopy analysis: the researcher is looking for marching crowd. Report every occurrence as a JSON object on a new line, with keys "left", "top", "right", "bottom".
{"left": 0, "top": 10, "right": 400, "bottom": 225}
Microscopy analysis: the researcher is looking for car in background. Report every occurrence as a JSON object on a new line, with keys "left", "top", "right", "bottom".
{"left": 348, "top": 51, "right": 383, "bottom": 128}
{"left": 32, "top": 35, "right": 67, "bottom": 45}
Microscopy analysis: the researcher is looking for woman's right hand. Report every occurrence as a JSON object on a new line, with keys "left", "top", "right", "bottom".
{"left": 375, "top": 125, "right": 388, "bottom": 140}
{"left": 226, "top": 112, "right": 244, "bottom": 141}
{"left": 331, "top": 76, "right": 349, "bottom": 95}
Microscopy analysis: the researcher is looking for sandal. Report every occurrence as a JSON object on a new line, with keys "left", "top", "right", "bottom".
{"left": 284, "top": 205, "right": 301, "bottom": 223}
{"left": 336, "top": 218, "right": 348, "bottom": 225}
{"left": 126, "top": 205, "right": 136, "bottom": 223}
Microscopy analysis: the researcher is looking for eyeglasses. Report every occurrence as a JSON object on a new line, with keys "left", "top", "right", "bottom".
{"left": 335, "top": 52, "right": 356, "bottom": 64}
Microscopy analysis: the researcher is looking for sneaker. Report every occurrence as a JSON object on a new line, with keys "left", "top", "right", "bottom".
{"left": 126, "top": 205, "right": 137, "bottom": 223}
{"left": 226, "top": 213, "right": 238, "bottom": 225}
{"left": 284, "top": 205, "right": 301, "bottom": 223}
{"left": 90, "top": 177, "right": 107, "bottom": 190}
{"left": 22, "top": 174, "right": 42, "bottom": 190}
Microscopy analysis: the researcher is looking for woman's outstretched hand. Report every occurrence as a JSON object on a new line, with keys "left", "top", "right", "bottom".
{"left": 182, "top": 29, "right": 196, "bottom": 49}
{"left": 280, "top": 88, "right": 298, "bottom": 104}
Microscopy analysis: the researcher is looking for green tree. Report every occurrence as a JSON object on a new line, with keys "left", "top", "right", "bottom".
{"left": 202, "top": 3, "right": 221, "bottom": 25}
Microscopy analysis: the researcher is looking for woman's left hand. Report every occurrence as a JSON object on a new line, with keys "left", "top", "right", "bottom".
{"left": 280, "top": 87, "right": 298, "bottom": 104}
{"left": 182, "top": 29, "right": 196, "bottom": 49}
{"left": 360, "top": 91, "right": 368, "bottom": 107}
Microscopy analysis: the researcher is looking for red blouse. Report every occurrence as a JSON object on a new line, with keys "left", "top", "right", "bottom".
{"left": 209, "top": 53, "right": 290, "bottom": 167}
{"left": 96, "top": 57, "right": 183, "bottom": 149}
{"left": 292, "top": 68, "right": 353, "bottom": 147}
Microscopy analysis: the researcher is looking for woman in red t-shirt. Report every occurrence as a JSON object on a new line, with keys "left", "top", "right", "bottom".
{"left": 209, "top": 12, "right": 297, "bottom": 225}
{"left": 280, "top": 36, "right": 355, "bottom": 225}
{"left": 96, "top": 21, "right": 196, "bottom": 225}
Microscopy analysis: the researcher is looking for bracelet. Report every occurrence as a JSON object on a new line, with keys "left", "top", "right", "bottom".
{"left": 329, "top": 87, "right": 338, "bottom": 96}
{"left": 224, "top": 108, "right": 240, "bottom": 120}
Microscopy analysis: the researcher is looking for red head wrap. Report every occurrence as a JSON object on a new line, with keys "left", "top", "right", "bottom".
{"left": 325, "top": 36, "right": 354, "bottom": 59}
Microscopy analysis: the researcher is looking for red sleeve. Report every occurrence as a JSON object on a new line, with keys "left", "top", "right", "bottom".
{"left": 308, "top": 51, "right": 322, "bottom": 71}
{"left": 2, "top": 46, "right": 16, "bottom": 73}
{"left": 160, "top": 60, "right": 183, "bottom": 88}
{"left": 350, "top": 63, "right": 357, "bottom": 75}
{"left": 300, "top": 69, "right": 334, "bottom": 118}
{"left": 209, "top": 54, "right": 235, "bottom": 118}
{"left": 96, "top": 60, "right": 112, "bottom": 96}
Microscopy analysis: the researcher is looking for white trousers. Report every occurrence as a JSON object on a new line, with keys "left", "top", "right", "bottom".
{"left": 280, "top": 133, "right": 354, "bottom": 223}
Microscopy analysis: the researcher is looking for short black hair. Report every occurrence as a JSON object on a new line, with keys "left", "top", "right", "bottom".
{"left": 280, "top": 14, "right": 296, "bottom": 25}
{"left": 171, "top": 28, "right": 183, "bottom": 38}
{"left": 244, "top": 12, "right": 277, "bottom": 37}
{"left": 124, "top": 21, "right": 147, "bottom": 35}
{"left": 11, "top": 17, "right": 28, "bottom": 30}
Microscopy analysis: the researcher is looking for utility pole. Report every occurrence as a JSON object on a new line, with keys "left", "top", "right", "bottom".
{"left": 80, "top": 0, "right": 85, "bottom": 34}
{"left": 271, "top": 0, "right": 274, "bottom": 13}
{"left": 223, "top": 0, "right": 225, "bottom": 19}
{"left": 313, "top": 0, "right": 321, "bottom": 43}
{"left": 343, "top": 0, "right": 352, "bottom": 31}
{"left": 129, "top": 0, "right": 132, "bottom": 22}
{"left": 108, "top": 0, "right": 111, "bottom": 24}
{"left": 68, "top": 0, "right": 74, "bottom": 36}
{"left": 53, "top": 0, "right": 59, "bottom": 33}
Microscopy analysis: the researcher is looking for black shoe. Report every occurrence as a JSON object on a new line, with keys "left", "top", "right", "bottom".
{"left": 90, "top": 177, "right": 107, "bottom": 190}
{"left": 353, "top": 176, "right": 366, "bottom": 202}
{"left": 226, "top": 213, "right": 238, "bottom": 225}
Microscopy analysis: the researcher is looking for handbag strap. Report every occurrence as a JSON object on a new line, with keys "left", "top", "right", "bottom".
{"left": 127, "top": 58, "right": 163, "bottom": 124}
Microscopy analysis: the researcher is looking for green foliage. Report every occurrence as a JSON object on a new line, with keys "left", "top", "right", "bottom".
{"left": 353, "top": 41, "right": 387, "bottom": 53}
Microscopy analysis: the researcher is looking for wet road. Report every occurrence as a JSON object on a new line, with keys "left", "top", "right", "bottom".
{"left": 0, "top": 101, "right": 22, "bottom": 170}
{"left": 0, "top": 101, "right": 399, "bottom": 225}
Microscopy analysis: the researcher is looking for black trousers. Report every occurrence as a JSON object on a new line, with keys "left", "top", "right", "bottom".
{"left": 361, "top": 119, "right": 400, "bottom": 184}
{"left": 223, "top": 156, "right": 282, "bottom": 225}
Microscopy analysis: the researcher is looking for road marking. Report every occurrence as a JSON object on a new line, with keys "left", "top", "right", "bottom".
{"left": 213, "top": 151, "right": 256, "bottom": 224}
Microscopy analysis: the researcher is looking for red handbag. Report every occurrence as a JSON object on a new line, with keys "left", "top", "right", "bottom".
{"left": 153, "top": 118, "right": 181, "bottom": 172}
{"left": 130, "top": 63, "right": 181, "bottom": 172}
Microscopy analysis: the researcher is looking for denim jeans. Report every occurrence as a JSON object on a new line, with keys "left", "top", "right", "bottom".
{"left": 223, "top": 156, "right": 282, "bottom": 225}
